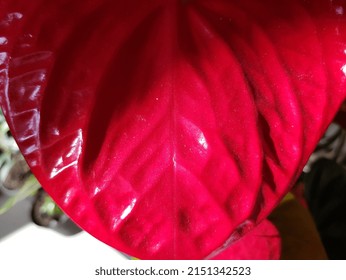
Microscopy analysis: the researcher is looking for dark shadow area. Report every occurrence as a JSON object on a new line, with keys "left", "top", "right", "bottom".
{"left": 82, "top": 9, "right": 162, "bottom": 172}
{"left": 304, "top": 158, "right": 346, "bottom": 260}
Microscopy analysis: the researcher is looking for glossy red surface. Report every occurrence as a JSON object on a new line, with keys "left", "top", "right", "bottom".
{"left": 0, "top": 0, "right": 346, "bottom": 259}
{"left": 210, "top": 219, "right": 280, "bottom": 260}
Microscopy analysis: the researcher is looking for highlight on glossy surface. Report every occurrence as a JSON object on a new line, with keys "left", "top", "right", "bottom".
{"left": 210, "top": 219, "right": 281, "bottom": 260}
{"left": 0, "top": 0, "right": 346, "bottom": 259}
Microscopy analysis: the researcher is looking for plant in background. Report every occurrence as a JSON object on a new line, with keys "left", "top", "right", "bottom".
{"left": 0, "top": 110, "right": 79, "bottom": 235}
{"left": 0, "top": 110, "right": 41, "bottom": 214}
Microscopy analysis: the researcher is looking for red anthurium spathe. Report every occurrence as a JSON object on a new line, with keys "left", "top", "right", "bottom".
{"left": 210, "top": 219, "right": 281, "bottom": 260}
{"left": 0, "top": 0, "right": 346, "bottom": 259}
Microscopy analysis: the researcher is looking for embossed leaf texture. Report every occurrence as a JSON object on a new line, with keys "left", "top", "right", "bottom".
{"left": 0, "top": 0, "right": 346, "bottom": 259}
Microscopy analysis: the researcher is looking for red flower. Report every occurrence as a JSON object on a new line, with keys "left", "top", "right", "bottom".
{"left": 0, "top": 0, "right": 345, "bottom": 259}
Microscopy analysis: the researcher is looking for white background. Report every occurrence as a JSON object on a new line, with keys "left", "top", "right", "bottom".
{"left": 0, "top": 198, "right": 345, "bottom": 280}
